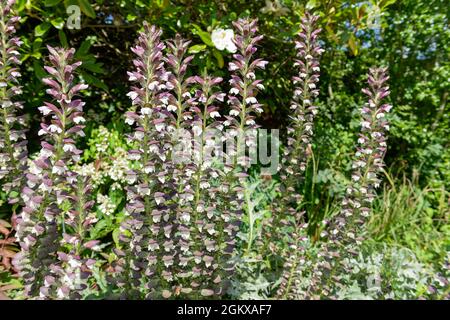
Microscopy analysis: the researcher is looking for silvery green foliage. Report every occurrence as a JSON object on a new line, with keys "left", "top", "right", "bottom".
{"left": 228, "top": 268, "right": 272, "bottom": 300}
{"left": 305, "top": 67, "right": 392, "bottom": 299}
{"left": 337, "top": 246, "right": 445, "bottom": 300}
{"left": 13, "top": 46, "right": 95, "bottom": 299}
{"left": 275, "top": 12, "right": 323, "bottom": 299}
{"left": 0, "top": 0, "right": 28, "bottom": 204}
{"left": 116, "top": 19, "right": 267, "bottom": 299}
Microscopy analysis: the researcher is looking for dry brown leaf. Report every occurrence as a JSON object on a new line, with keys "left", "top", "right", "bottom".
{"left": 0, "top": 225, "right": 10, "bottom": 236}
{"left": 2, "top": 256, "right": 11, "bottom": 269}
{"left": 0, "top": 283, "right": 21, "bottom": 291}
{"left": 0, "top": 249, "right": 16, "bottom": 258}
{"left": 0, "top": 219, "right": 11, "bottom": 228}
{"left": 0, "top": 238, "right": 16, "bottom": 245}
{"left": 0, "top": 291, "right": 10, "bottom": 300}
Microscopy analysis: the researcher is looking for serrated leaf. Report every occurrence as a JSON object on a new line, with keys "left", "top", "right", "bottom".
{"left": 77, "top": 0, "right": 96, "bottom": 18}
{"left": 82, "top": 60, "right": 105, "bottom": 74}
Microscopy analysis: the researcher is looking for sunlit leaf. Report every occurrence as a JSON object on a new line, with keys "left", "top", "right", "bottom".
{"left": 188, "top": 44, "right": 206, "bottom": 54}
{"left": 192, "top": 24, "right": 213, "bottom": 47}
{"left": 212, "top": 49, "right": 224, "bottom": 68}
{"left": 51, "top": 17, "right": 65, "bottom": 29}
{"left": 58, "top": 30, "right": 68, "bottom": 47}
{"left": 77, "top": 0, "right": 96, "bottom": 18}
{"left": 34, "top": 22, "right": 51, "bottom": 37}
{"left": 44, "top": 0, "right": 62, "bottom": 6}
{"left": 348, "top": 34, "right": 359, "bottom": 56}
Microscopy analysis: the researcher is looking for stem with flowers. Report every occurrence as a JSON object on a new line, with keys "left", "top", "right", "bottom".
{"left": 276, "top": 11, "right": 324, "bottom": 299}
{"left": 14, "top": 46, "right": 89, "bottom": 299}
{"left": 306, "top": 67, "right": 392, "bottom": 299}
{"left": 221, "top": 17, "right": 268, "bottom": 280}
{"left": 0, "top": 0, "right": 27, "bottom": 205}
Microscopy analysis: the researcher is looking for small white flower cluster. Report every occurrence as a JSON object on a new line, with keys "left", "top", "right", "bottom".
{"left": 74, "top": 146, "right": 129, "bottom": 189}
{"left": 74, "top": 163, "right": 102, "bottom": 186}
{"left": 94, "top": 126, "right": 112, "bottom": 153}
{"left": 96, "top": 193, "right": 116, "bottom": 216}
{"left": 108, "top": 147, "right": 129, "bottom": 184}
{"left": 211, "top": 28, "right": 237, "bottom": 53}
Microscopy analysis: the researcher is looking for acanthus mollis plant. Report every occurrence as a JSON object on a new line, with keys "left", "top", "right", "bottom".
{"left": 161, "top": 34, "right": 197, "bottom": 298}
{"left": 276, "top": 12, "right": 324, "bottom": 299}
{"left": 220, "top": 17, "right": 267, "bottom": 289}
{"left": 167, "top": 19, "right": 266, "bottom": 298}
{"left": 116, "top": 22, "right": 173, "bottom": 299}
{"left": 54, "top": 172, "right": 98, "bottom": 299}
{"left": 158, "top": 35, "right": 223, "bottom": 299}
{"left": 116, "top": 19, "right": 267, "bottom": 299}
{"left": 278, "top": 12, "right": 322, "bottom": 216}
{"left": 0, "top": 0, "right": 28, "bottom": 204}
{"left": 226, "top": 18, "right": 267, "bottom": 170}
{"left": 305, "top": 67, "right": 392, "bottom": 299}
{"left": 181, "top": 74, "right": 226, "bottom": 298}
{"left": 14, "top": 46, "right": 92, "bottom": 299}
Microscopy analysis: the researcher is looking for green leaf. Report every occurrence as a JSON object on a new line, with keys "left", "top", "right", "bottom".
{"left": 44, "top": 0, "right": 62, "bottom": 6}
{"left": 77, "top": 0, "right": 96, "bottom": 18}
{"left": 58, "top": 30, "right": 68, "bottom": 47}
{"left": 51, "top": 17, "right": 65, "bottom": 29}
{"left": 64, "top": 0, "right": 78, "bottom": 6}
{"left": 34, "top": 22, "right": 51, "bottom": 37}
{"left": 126, "top": 13, "right": 137, "bottom": 22}
{"left": 192, "top": 24, "right": 213, "bottom": 47}
{"left": 188, "top": 44, "right": 206, "bottom": 54}
{"left": 16, "top": 0, "right": 27, "bottom": 11}
{"left": 112, "top": 228, "right": 120, "bottom": 247}
{"left": 348, "top": 34, "right": 359, "bottom": 56}
{"left": 380, "top": 0, "right": 397, "bottom": 9}
{"left": 33, "top": 60, "right": 46, "bottom": 79}
{"left": 82, "top": 60, "right": 105, "bottom": 74}
{"left": 306, "top": 0, "right": 318, "bottom": 9}
{"left": 76, "top": 39, "right": 92, "bottom": 57}
{"left": 82, "top": 72, "right": 108, "bottom": 91}
{"left": 212, "top": 49, "right": 224, "bottom": 68}
{"left": 32, "top": 37, "right": 43, "bottom": 52}
{"left": 89, "top": 219, "right": 109, "bottom": 239}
